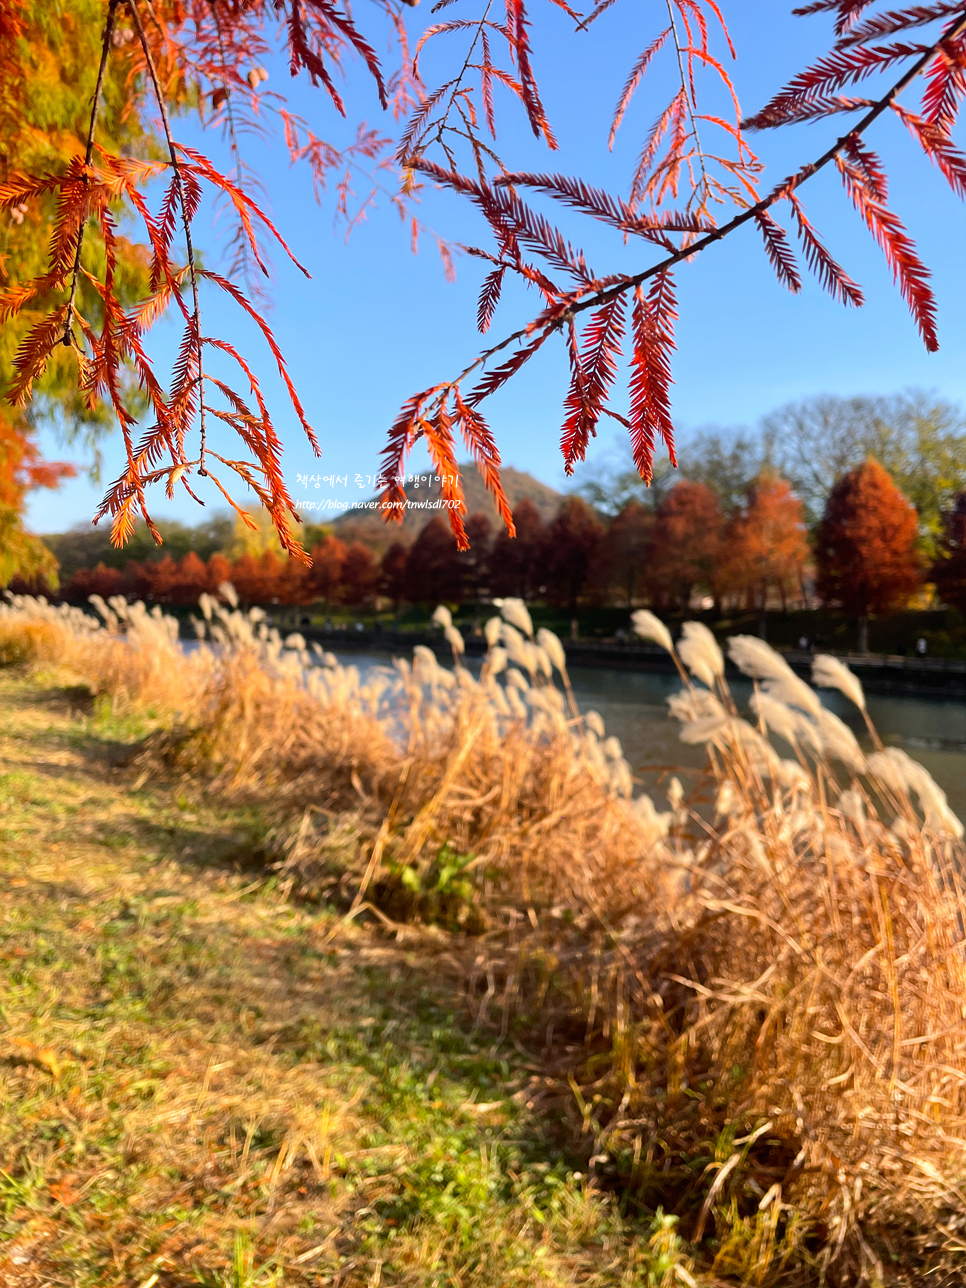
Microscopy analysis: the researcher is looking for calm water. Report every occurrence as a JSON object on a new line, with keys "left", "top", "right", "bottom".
{"left": 331, "top": 650, "right": 966, "bottom": 820}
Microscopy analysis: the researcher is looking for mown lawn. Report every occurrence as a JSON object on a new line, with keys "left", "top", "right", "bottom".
{"left": 0, "top": 670, "right": 692, "bottom": 1288}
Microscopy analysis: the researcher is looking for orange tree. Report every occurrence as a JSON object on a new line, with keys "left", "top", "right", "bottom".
{"left": 815, "top": 457, "right": 923, "bottom": 650}
{"left": 719, "top": 471, "right": 812, "bottom": 627}
{"left": 3, "top": 0, "right": 966, "bottom": 564}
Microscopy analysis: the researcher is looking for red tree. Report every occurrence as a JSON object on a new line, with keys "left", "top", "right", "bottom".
{"left": 340, "top": 543, "right": 377, "bottom": 607}
{"left": 380, "top": 542, "right": 410, "bottom": 613}
{"left": 645, "top": 482, "right": 723, "bottom": 612}
{"left": 932, "top": 492, "right": 966, "bottom": 615}
{"left": 489, "top": 499, "right": 548, "bottom": 601}
{"left": 206, "top": 553, "right": 234, "bottom": 596}
{"left": 63, "top": 562, "right": 123, "bottom": 603}
{"left": 168, "top": 551, "right": 209, "bottom": 606}
{"left": 816, "top": 459, "right": 923, "bottom": 651}
{"left": 307, "top": 537, "right": 347, "bottom": 608}
{"left": 405, "top": 516, "right": 464, "bottom": 605}
{"left": 543, "top": 498, "right": 605, "bottom": 612}
{"left": 457, "top": 513, "right": 493, "bottom": 603}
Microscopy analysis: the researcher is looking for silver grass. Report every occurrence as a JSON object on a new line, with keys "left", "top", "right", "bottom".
{"left": 500, "top": 598, "right": 534, "bottom": 638}
{"left": 678, "top": 621, "right": 724, "bottom": 689}
{"left": 812, "top": 653, "right": 866, "bottom": 712}
{"left": 536, "top": 627, "right": 567, "bottom": 675}
{"left": 727, "top": 635, "right": 823, "bottom": 718}
{"left": 631, "top": 610, "right": 674, "bottom": 654}
{"left": 584, "top": 710, "right": 605, "bottom": 738}
{"left": 444, "top": 624, "right": 466, "bottom": 655}
{"left": 484, "top": 616, "right": 502, "bottom": 647}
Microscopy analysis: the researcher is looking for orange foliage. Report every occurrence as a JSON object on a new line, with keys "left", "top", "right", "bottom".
{"left": 816, "top": 458, "right": 923, "bottom": 617}
{"left": 719, "top": 473, "right": 811, "bottom": 611}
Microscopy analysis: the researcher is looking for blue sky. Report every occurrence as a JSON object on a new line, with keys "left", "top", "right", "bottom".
{"left": 25, "top": 0, "right": 966, "bottom": 535}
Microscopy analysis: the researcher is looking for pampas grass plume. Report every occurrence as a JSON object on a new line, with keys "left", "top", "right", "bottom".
{"left": 536, "top": 628, "right": 567, "bottom": 675}
{"left": 631, "top": 610, "right": 674, "bottom": 654}
{"left": 500, "top": 598, "right": 533, "bottom": 638}
{"left": 812, "top": 654, "right": 866, "bottom": 711}
{"left": 678, "top": 621, "right": 724, "bottom": 689}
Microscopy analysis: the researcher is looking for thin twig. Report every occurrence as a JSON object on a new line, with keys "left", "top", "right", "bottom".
{"left": 440, "top": 8, "right": 966, "bottom": 397}
{"left": 128, "top": 0, "right": 209, "bottom": 475}
{"left": 62, "top": 0, "right": 121, "bottom": 347}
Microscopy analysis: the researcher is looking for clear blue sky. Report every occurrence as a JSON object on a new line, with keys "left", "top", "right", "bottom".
{"left": 25, "top": 0, "right": 966, "bottom": 535}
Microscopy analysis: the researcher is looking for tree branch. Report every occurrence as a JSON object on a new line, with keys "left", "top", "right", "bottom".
{"left": 450, "top": 7, "right": 966, "bottom": 396}
{"left": 62, "top": 0, "right": 121, "bottom": 347}
{"left": 128, "top": 0, "right": 209, "bottom": 475}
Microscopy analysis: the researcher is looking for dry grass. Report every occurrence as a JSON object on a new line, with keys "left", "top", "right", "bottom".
{"left": 4, "top": 588, "right": 966, "bottom": 1283}
{"left": 0, "top": 669, "right": 691, "bottom": 1288}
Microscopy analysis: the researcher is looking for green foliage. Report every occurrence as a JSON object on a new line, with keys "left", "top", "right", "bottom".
{"left": 385, "top": 841, "right": 481, "bottom": 930}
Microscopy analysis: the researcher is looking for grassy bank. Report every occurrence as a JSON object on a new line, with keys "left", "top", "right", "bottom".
{"left": 0, "top": 670, "right": 690, "bottom": 1287}
{"left": 3, "top": 592, "right": 966, "bottom": 1285}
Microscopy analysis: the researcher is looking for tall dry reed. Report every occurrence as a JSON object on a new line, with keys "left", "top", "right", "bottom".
{"left": 4, "top": 587, "right": 966, "bottom": 1279}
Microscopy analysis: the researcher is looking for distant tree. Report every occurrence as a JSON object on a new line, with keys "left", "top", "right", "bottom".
{"left": 43, "top": 515, "right": 235, "bottom": 582}
{"left": 765, "top": 393, "right": 966, "bottom": 550}
{"left": 680, "top": 429, "right": 777, "bottom": 517}
{"left": 144, "top": 556, "right": 181, "bottom": 604}
{"left": 932, "top": 492, "right": 966, "bottom": 615}
{"left": 543, "top": 498, "right": 605, "bottom": 612}
{"left": 230, "top": 554, "right": 268, "bottom": 607}
{"left": 458, "top": 513, "right": 493, "bottom": 603}
{"left": 169, "top": 552, "right": 209, "bottom": 606}
{"left": 489, "top": 499, "right": 548, "bottom": 600}
{"left": 341, "top": 543, "right": 377, "bottom": 607}
{"left": 597, "top": 502, "right": 652, "bottom": 607}
{"left": 63, "top": 562, "right": 123, "bottom": 603}
{"left": 719, "top": 473, "right": 811, "bottom": 632}
{"left": 645, "top": 482, "right": 723, "bottom": 612}
{"left": 405, "top": 516, "right": 464, "bottom": 605}
{"left": 206, "top": 553, "right": 234, "bottom": 596}
{"left": 307, "top": 536, "right": 347, "bottom": 609}
{"left": 816, "top": 460, "right": 923, "bottom": 652}
{"left": 380, "top": 542, "right": 410, "bottom": 613}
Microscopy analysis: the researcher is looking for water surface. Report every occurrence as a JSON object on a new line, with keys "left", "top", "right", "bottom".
{"left": 332, "top": 649, "right": 966, "bottom": 819}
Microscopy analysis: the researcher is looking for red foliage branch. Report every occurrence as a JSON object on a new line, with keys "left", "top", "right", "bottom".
{"left": 384, "top": 2, "right": 965, "bottom": 537}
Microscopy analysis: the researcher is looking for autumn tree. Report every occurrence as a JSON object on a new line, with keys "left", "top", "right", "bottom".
{"left": 206, "top": 552, "right": 233, "bottom": 595}
{"left": 764, "top": 392, "right": 966, "bottom": 547}
{"left": 719, "top": 472, "right": 811, "bottom": 633}
{"left": 596, "top": 502, "right": 652, "bottom": 608}
{"left": 457, "top": 513, "right": 493, "bottom": 603}
{"left": 340, "top": 543, "right": 377, "bottom": 608}
{"left": 405, "top": 516, "right": 464, "bottom": 605}
{"left": 816, "top": 459, "right": 923, "bottom": 652}
{"left": 645, "top": 482, "right": 723, "bottom": 612}
{"left": 932, "top": 491, "right": 966, "bottom": 615}
{"left": 489, "top": 499, "right": 548, "bottom": 601}
{"left": 543, "top": 498, "right": 605, "bottom": 612}
{"left": 307, "top": 536, "right": 347, "bottom": 609}
{"left": 380, "top": 542, "right": 409, "bottom": 613}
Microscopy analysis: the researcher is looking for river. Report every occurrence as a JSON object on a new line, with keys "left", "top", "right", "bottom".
{"left": 329, "top": 649, "right": 966, "bottom": 820}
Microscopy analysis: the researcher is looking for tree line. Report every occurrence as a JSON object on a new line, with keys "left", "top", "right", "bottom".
{"left": 23, "top": 459, "right": 966, "bottom": 628}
